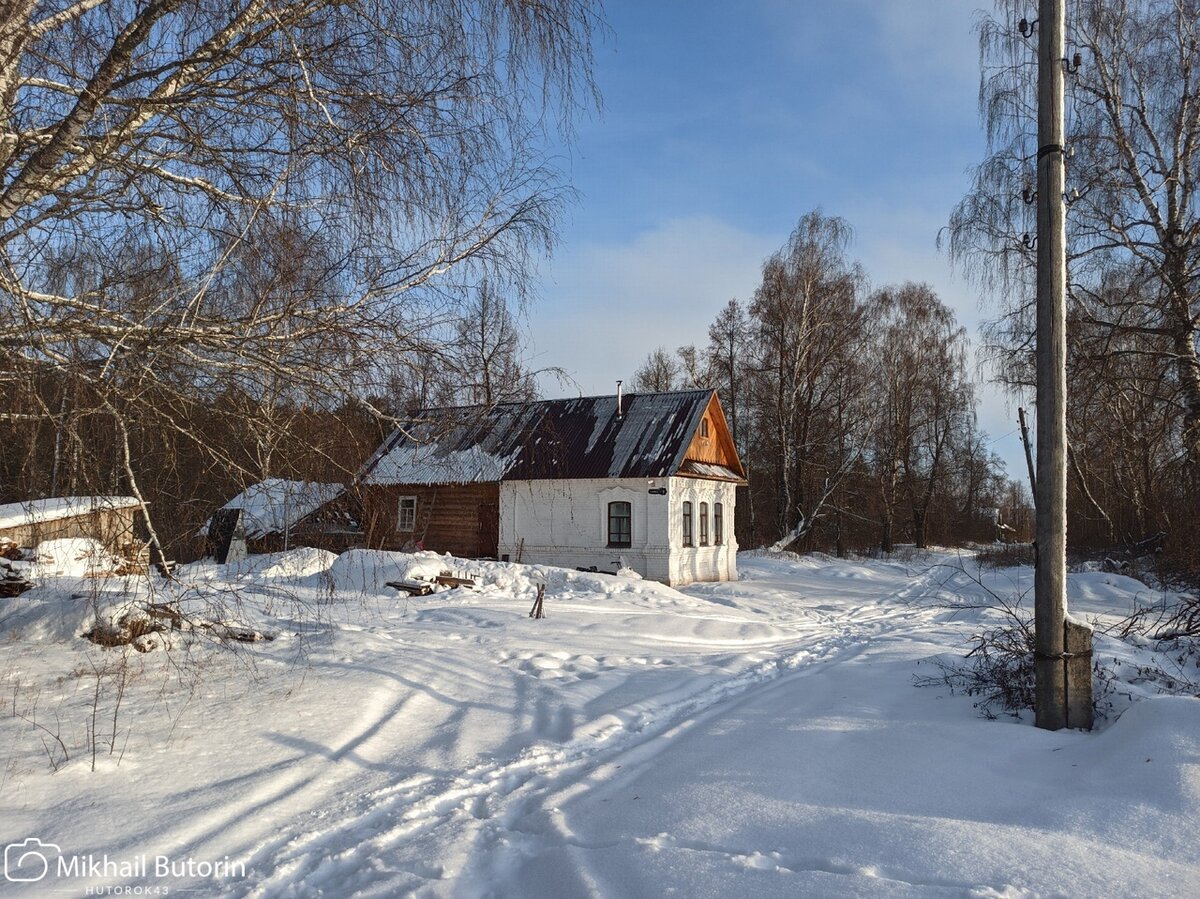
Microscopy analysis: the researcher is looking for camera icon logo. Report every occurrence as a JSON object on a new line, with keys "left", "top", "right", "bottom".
{"left": 4, "top": 838, "right": 60, "bottom": 882}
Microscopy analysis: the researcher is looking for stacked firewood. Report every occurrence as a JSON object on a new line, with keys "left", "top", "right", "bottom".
{"left": 0, "top": 538, "right": 32, "bottom": 596}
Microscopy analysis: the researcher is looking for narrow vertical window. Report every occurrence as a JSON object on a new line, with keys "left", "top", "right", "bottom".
{"left": 608, "top": 501, "right": 632, "bottom": 547}
{"left": 397, "top": 496, "right": 417, "bottom": 531}
{"left": 699, "top": 502, "right": 709, "bottom": 545}
{"left": 682, "top": 501, "right": 693, "bottom": 547}
{"left": 714, "top": 502, "right": 724, "bottom": 545}
{"left": 701, "top": 417, "right": 710, "bottom": 437}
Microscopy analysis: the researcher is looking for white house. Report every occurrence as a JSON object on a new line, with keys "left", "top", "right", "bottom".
{"left": 354, "top": 388, "right": 746, "bottom": 585}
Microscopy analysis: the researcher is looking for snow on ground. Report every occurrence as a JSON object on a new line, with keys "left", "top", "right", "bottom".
{"left": 0, "top": 549, "right": 1196, "bottom": 897}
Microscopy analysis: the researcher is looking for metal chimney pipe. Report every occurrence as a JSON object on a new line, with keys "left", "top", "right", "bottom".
{"left": 616, "top": 380, "right": 623, "bottom": 418}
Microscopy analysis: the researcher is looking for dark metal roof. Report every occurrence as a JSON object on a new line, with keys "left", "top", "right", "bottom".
{"left": 357, "top": 389, "right": 718, "bottom": 485}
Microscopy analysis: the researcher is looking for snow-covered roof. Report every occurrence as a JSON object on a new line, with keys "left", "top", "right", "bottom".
{"left": 0, "top": 496, "right": 140, "bottom": 531}
{"left": 205, "top": 479, "right": 345, "bottom": 540}
{"left": 358, "top": 390, "right": 721, "bottom": 486}
{"left": 677, "top": 460, "right": 745, "bottom": 482}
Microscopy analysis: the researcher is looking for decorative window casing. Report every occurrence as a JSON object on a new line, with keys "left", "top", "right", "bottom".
{"left": 682, "top": 501, "right": 693, "bottom": 547}
{"left": 608, "top": 501, "right": 632, "bottom": 548}
{"left": 714, "top": 502, "right": 724, "bottom": 545}
{"left": 699, "top": 502, "right": 709, "bottom": 546}
{"left": 397, "top": 496, "right": 417, "bottom": 531}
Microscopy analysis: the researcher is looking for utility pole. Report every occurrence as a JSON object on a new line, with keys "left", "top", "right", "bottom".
{"left": 1018, "top": 406, "right": 1037, "bottom": 504}
{"left": 1034, "top": 0, "right": 1069, "bottom": 730}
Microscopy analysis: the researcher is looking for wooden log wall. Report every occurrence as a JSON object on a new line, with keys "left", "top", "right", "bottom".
{"left": 360, "top": 483, "right": 500, "bottom": 559}
{"left": 0, "top": 507, "right": 137, "bottom": 552}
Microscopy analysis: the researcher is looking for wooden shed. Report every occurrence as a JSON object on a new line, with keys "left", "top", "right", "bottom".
{"left": 202, "top": 479, "right": 361, "bottom": 554}
{"left": 0, "top": 496, "right": 141, "bottom": 553}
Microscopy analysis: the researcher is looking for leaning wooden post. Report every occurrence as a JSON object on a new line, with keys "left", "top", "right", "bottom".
{"left": 529, "top": 583, "right": 546, "bottom": 619}
{"left": 1034, "top": 0, "right": 1069, "bottom": 730}
{"left": 1018, "top": 407, "right": 1037, "bottom": 502}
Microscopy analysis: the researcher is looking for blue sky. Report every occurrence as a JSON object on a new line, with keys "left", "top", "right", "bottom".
{"left": 528, "top": 1, "right": 1029, "bottom": 477}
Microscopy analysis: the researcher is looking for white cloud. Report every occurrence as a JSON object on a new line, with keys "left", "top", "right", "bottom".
{"left": 528, "top": 209, "right": 1030, "bottom": 480}
{"left": 527, "top": 216, "right": 776, "bottom": 394}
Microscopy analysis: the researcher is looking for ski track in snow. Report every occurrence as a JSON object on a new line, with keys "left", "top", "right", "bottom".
{"left": 6, "top": 552, "right": 1197, "bottom": 897}
{"left": 221, "top": 563, "right": 945, "bottom": 897}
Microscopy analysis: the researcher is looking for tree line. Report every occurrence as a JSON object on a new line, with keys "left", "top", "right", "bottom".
{"left": 0, "top": 0, "right": 596, "bottom": 562}
{"left": 947, "top": 0, "right": 1200, "bottom": 581}
{"left": 5, "top": 0, "right": 1195, "bottom": 579}
{"left": 631, "top": 210, "right": 1030, "bottom": 556}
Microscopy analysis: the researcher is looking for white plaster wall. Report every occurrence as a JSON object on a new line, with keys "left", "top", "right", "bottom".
{"left": 499, "top": 477, "right": 674, "bottom": 582}
{"left": 498, "top": 476, "right": 738, "bottom": 586}
{"left": 667, "top": 477, "right": 739, "bottom": 586}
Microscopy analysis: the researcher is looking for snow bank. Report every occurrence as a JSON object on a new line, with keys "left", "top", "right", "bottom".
{"left": 327, "top": 549, "right": 666, "bottom": 603}
{"left": 255, "top": 547, "right": 338, "bottom": 579}
{"left": 328, "top": 548, "right": 450, "bottom": 593}
{"left": 0, "top": 584, "right": 145, "bottom": 642}
{"left": 175, "top": 547, "right": 338, "bottom": 585}
{"left": 30, "top": 537, "right": 121, "bottom": 578}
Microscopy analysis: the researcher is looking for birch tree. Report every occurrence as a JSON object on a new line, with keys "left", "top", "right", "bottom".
{"left": 706, "top": 298, "right": 751, "bottom": 450}
{"left": 631, "top": 347, "right": 683, "bottom": 392}
{"left": 449, "top": 281, "right": 536, "bottom": 406}
{"left": 949, "top": 0, "right": 1200, "bottom": 476}
{"left": 869, "top": 284, "right": 973, "bottom": 551}
{"left": 0, "top": 0, "right": 599, "bottom": 556}
{"left": 748, "top": 210, "right": 870, "bottom": 549}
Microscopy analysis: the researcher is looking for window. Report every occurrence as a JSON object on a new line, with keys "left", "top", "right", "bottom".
{"left": 608, "top": 501, "right": 632, "bottom": 547}
{"left": 714, "top": 502, "right": 724, "bottom": 545}
{"left": 682, "top": 501, "right": 693, "bottom": 547}
{"left": 699, "top": 502, "right": 709, "bottom": 545}
{"left": 397, "top": 496, "right": 417, "bottom": 531}
{"left": 701, "top": 417, "right": 710, "bottom": 437}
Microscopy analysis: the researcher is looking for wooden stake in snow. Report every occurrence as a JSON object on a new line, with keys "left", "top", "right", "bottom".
{"left": 529, "top": 583, "right": 546, "bottom": 619}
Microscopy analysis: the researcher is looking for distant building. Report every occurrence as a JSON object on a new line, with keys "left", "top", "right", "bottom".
{"left": 355, "top": 389, "right": 747, "bottom": 585}
{"left": 202, "top": 479, "right": 359, "bottom": 554}
{"left": 0, "top": 496, "right": 140, "bottom": 553}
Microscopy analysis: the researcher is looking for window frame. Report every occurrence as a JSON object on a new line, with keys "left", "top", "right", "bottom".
{"left": 607, "top": 500, "right": 632, "bottom": 548}
{"left": 397, "top": 495, "right": 417, "bottom": 532}
{"left": 682, "top": 500, "right": 693, "bottom": 547}
{"left": 714, "top": 501, "right": 724, "bottom": 545}
{"left": 699, "top": 502, "right": 709, "bottom": 546}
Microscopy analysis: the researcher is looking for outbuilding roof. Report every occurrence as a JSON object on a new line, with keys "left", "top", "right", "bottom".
{"left": 201, "top": 479, "right": 345, "bottom": 540}
{"left": 358, "top": 389, "right": 734, "bottom": 485}
{"left": 0, "top": 496, "right": 140, "bottom": 532}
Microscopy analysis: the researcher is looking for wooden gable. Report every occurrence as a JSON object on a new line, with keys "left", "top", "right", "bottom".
{"left": 677, "top": 393, "right": 746, "bottom": 483}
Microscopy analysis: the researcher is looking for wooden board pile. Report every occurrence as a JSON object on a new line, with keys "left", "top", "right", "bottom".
{"left": 386, "top": 571, "right": 477, "bottom": 597}
{"left": 0, "top": 538, "right": 32, "bottom": 596}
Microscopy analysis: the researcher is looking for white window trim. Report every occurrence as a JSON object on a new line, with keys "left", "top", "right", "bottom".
{"left": 397, "top": 495, "right": 417, "bottom": 532}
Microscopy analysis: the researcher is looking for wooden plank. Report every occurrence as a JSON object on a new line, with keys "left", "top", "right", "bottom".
{"left": 680, "top": 393, "right": 745, "bottom": 478}
{"left": 1064, "top": 618, "right": 1094, "bottom": 730}
{"left": 385, "top": 579, "right": 433, "bottom": 596}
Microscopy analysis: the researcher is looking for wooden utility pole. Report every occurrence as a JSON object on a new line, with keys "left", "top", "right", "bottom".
{"left": 1018, "top": 407, "right": 1037, "bottom": 502}
{"left": 1034, "top": 0, "right": 1069, "bottom": 730}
